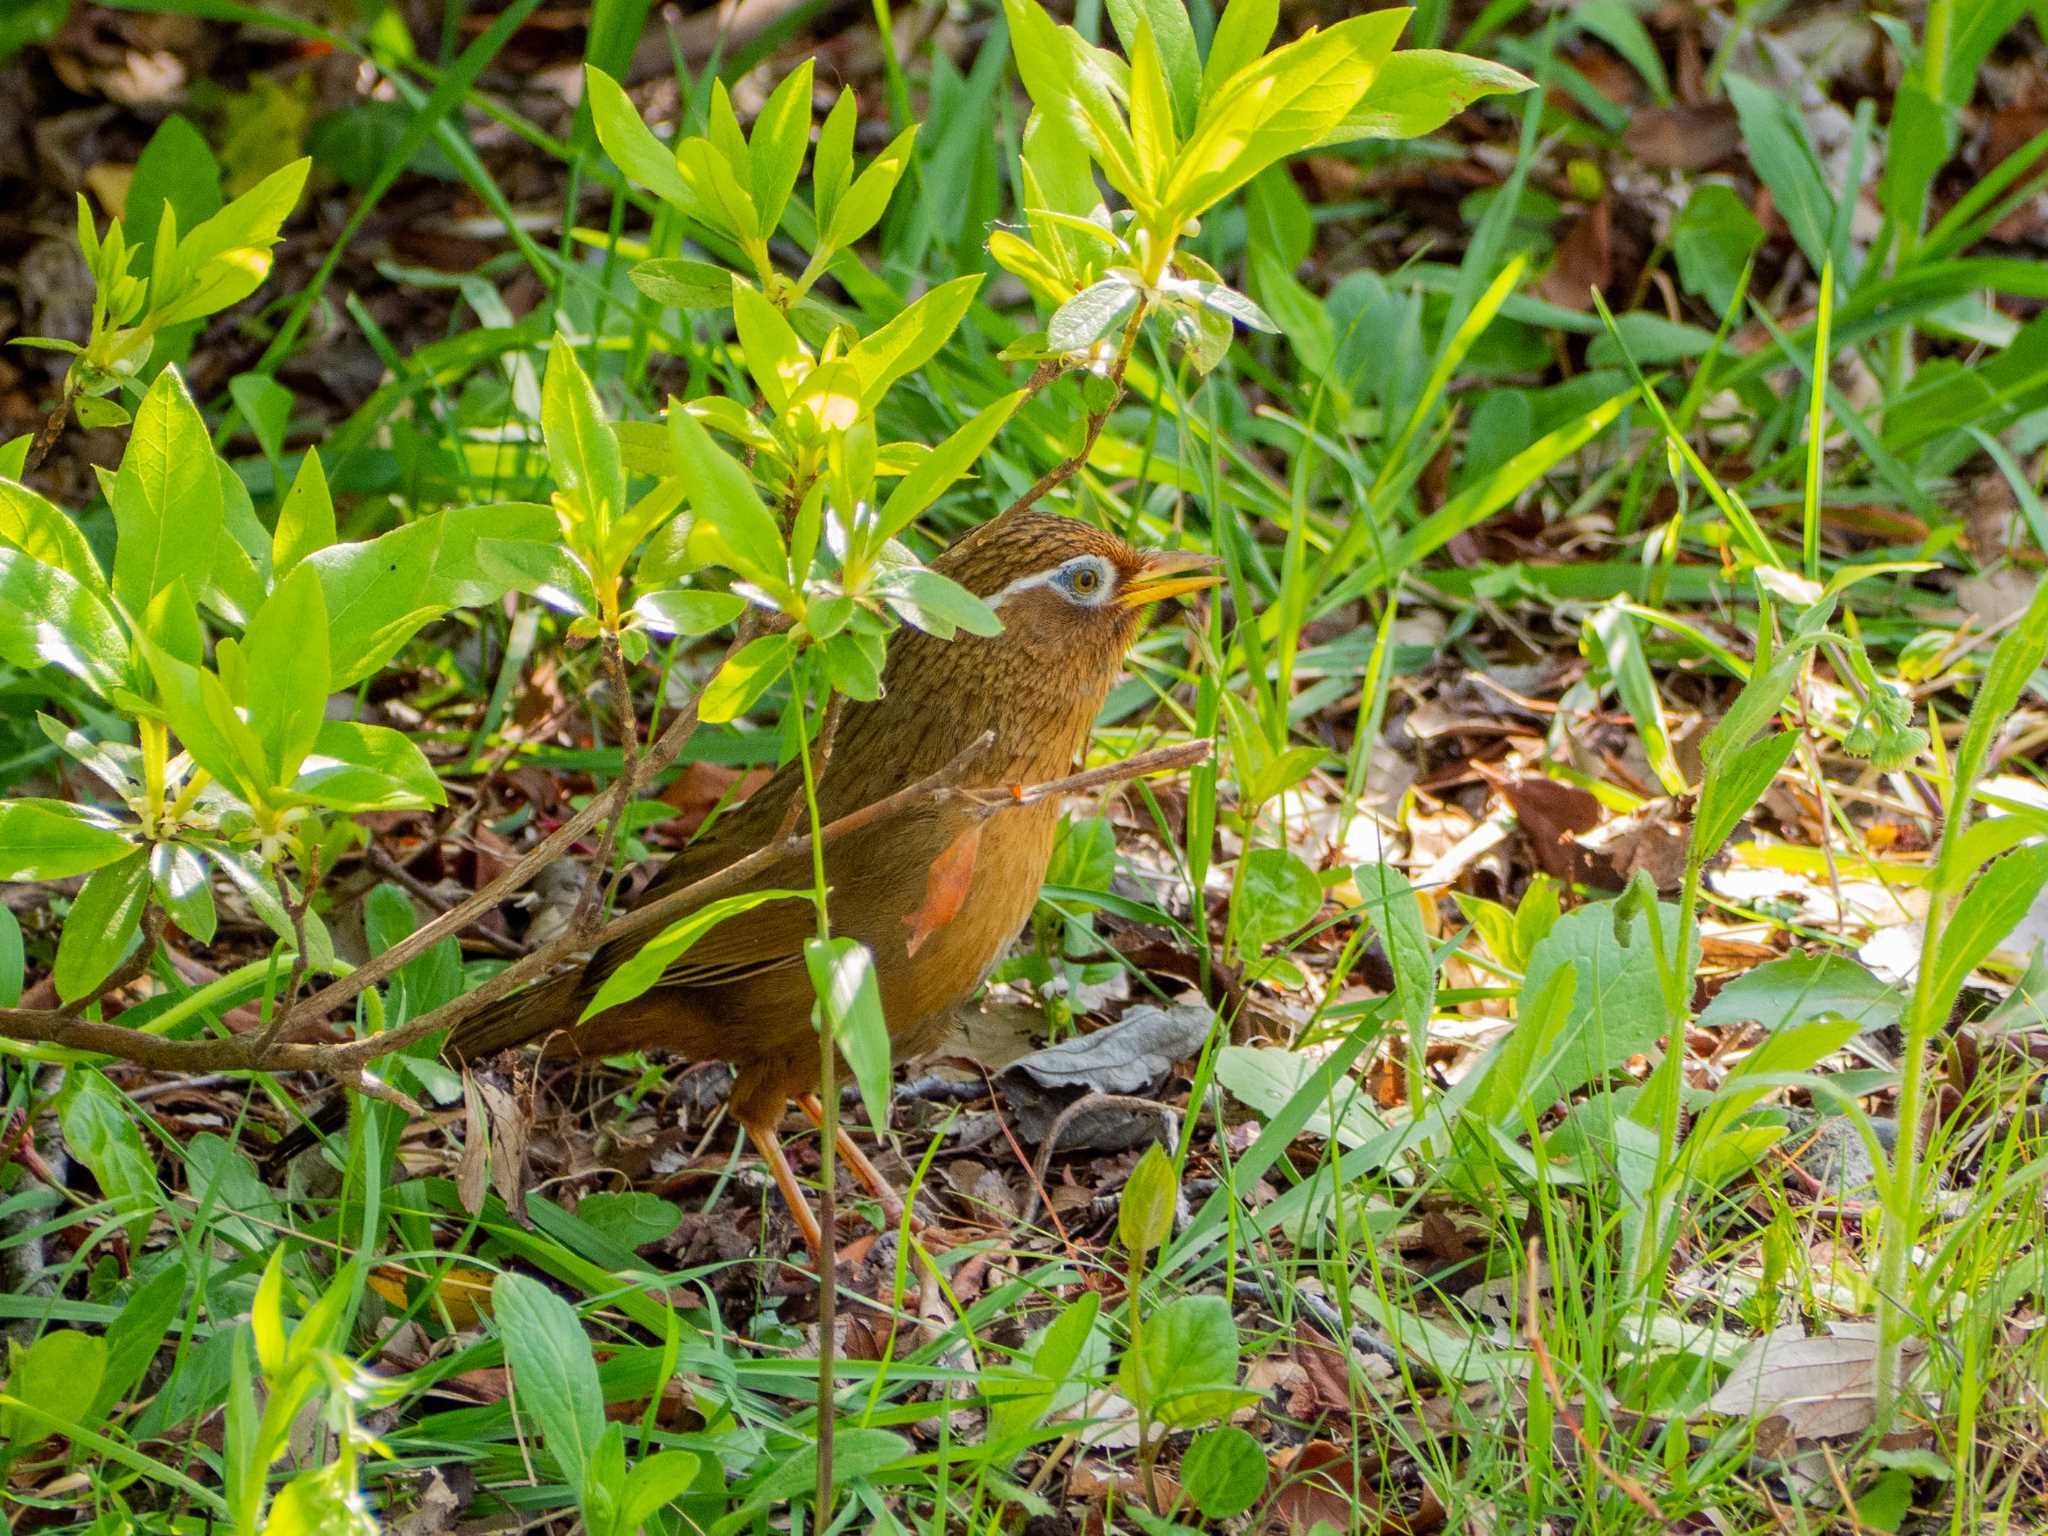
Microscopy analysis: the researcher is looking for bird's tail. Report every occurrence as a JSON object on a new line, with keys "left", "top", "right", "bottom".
{"left": 444, "top": 969, "right": 588, "bottom": 1064}
{"left": 267, "top": 969, "right": 589, "bottom": 1167}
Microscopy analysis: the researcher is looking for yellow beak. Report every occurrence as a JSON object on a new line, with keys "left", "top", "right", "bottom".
{"left": 1119, "top": 549, "right": 1222, "bottom": 609}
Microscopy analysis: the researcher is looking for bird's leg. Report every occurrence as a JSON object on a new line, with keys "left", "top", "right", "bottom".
{"left": 740, "top": 1112, "right": 826, "bottom": 1259}
{"left": 797, "top": 1093, "right": 909, "bottom": 1228}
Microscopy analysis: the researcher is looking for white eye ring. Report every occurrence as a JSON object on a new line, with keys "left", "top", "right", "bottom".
{"left": 1057, "top": 556, "right": 1114, "bottom": 605}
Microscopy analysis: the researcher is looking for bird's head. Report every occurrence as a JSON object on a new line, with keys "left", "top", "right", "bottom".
{"left": 935, "top": 513, "right": 1220, "bottom": 668}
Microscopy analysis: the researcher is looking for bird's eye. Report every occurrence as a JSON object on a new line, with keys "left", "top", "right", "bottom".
{"left": 1069, "top": 564, "right": 1101, "bottom": 595}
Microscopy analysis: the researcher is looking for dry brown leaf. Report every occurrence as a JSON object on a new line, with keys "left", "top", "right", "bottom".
{"left": 1705, "top": 1322, "right": 1926, "bottom": 1443}
{"left": 904, "top": 820, "right": 983, "bottom": 957}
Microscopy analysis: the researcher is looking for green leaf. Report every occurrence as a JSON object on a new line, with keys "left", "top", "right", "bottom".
{"left": 294, "top": 720, "right": 446, "bottom": 811}
{"left": 826, "top": 124, "right": 919, "bottom": 250}
{"left": 1107, "top": 0, "right": 1200, "bottom": 132}
{"left": 629, "top": 256, "right": 736, "bottom": 311}
{"left": 157, "top": 158, "right": 310, "bottom": 326}
{"left": 818, "top": 629, "right": 884, "bottom": 699}
{"left": 1002, "top": 0, "right": 1145, "bottom": 206}
{"left": 492, "top": 1273, "right": 606, "bottom": 1493}
{"left": 272, "top": 448, "right": 336, "bottom": 578}
{"left": 0, "top": 547, "right": 128, "bottom": 692}
{"left": 881, "top": 566, "right": 1003, "bottom": 639}
{"left": 1118, "top": 1294, "right": 1253, "bottom": 1427}
{"left": 1586, "top": 599, "right": 1684, "bottom": 795}
{"left": 1048, "top": 275, "right": 1139, "bottom": 353}
{"left": 582, "top": 888, "right": 807, "bottom": 1018}
{"left": 812, "top": 90, "right": 857, "bottom": 234}
{"left": 1200, "top": 0, "right": 1275, "bottom": 99}
{"left": 1355, "top": 861, "right": 1434, "bottom": 1038}
{"left": 1698, "top": 950, "right": 1905, "bottom": 1039}
{"left": 631, "top": 588, "right": 746, "bottom": 636}
{"left": 228, "top": 373, "right": 293, "bottom": 463}
{"left": 93, "top": 1263, "right": 188, "bottom": 1423}
{"left": 0, "top": 800, "right": 132, "bottom": 880}
{"left": 242, "top": 562, "right": 329, "bottom": 785}
{"left": 751, "top": 1429, "right": 909, "bottom": 1507}
{"left": 617, "top": 1450, "right": 701, "bottom": 1533}
{"left": 843, "top": 274, "right": 982, "bottom": 407}
{"left": 805, "top": 936, "right": 892, "bottom": 1132}
{"left": 1726, "top": 74, "right": 1835, "bottom": 269}
{"left": 700, "top": 631, "right": 795, "bottom": 722}
{"left": 1672, "top": 182, "right": 1763, "bottom": 316}
{"left": 748, "top": 57, "right": 814, "bottom": 236}
{"left": 307, "top": 501, "right": 556, "bottom": 687}
{"left": 1693, "top": 730, "right": 1797, "bottom": 863}
{"left": 1166, "top": 11, "right": 1405, "bottom": 220}
{"left": 53, "top": 848, "right": 150, "bottom": 1003}
{"left": 1180, "top": 1425, "right": 1267, "bottom": 1520}
{"left": 1127, "top": 19, "right": 1180, "bottom": 182}
{"left": 576, "top": 1192, "right": 684, "bottom": 1250}
{"left": 876, "top": 389, "right": 1027, "bottom": 541}
{"left": 1232, "top": 847, "right": 1320, "bottom": 950}
{"left": 151, "top": 843, "right": 217, "bottom": 944}
{"left": 585, "top": 66, "right": 698, "bottom": 213}
{"left": 729, "top": 280, "right": 812, "bottom": 415}
{"left": 1118, "top": 1140, "right": 1176, "bottom": 1254}
{"left": 543, "top": 337, "right": 627, "bottom": 540}
{"left": 111, "top": 366, "right": 223, "bottom": 617}
{"left": 55, "top": 1067, "right": 158, "bottom": 1242}
{"left": 0, "top": 478, "right": 102, "bottom": 590}
{"left": 669, "top": 406, "right": 788, "bottom": 594}
{"left": 1, "top": 1330, "right": 106, "bottom": 1453}
{"left": 0, "top": 904, "right": 20, "bottom": 1007}
{"left": 1927, "top": 844, "right": 2048, "bottom": 1011}
{"left": 126, "top": 113, "right": 222, "bottom": 276}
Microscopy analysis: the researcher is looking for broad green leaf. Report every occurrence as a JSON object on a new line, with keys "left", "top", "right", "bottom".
{"left": 493, "top": 1274, "right": 605, "bottom": 1493}
{"left": 675, "top": 135, "right": 759, "bottom": 243}
{"left": 1693, "top": 730, "right": 1797, "bottom": 862}
{"left": 1118, "top": 1141, "right": 1176, "bottom": 1254}
{"left": 151, "top": 843, "right": 217, "bottom": 944}
{"left": 843, "top": 274, "right": 982, "bottom": 407}
{"left": 111, "top": 366, "right": 222, "bottom": 616}
{"left": 1107, "top": 0, "right": 1200, "bottom": 131}
{"left": 1181, "top": 1425, "right": 1267, "bottom": 1520}
{"left": 157, "top": 158, "right": 310, "bottom": 325}
{"left": 242, "top": 562, "right": 329, "bottom": 785}
{"left": 1231, "top": 846, "right": 1320, "bottom": 950}
{"left": 1214, "top": 1043, "right": 1384, "bottom": 1148}
{"left": 881, "top": 566, "right": 1002, "bottom": 639}
{"left": 1119, "top": 1294, "right": 1255, "bottom": 1427}
{"left": 751, "top": 1430, "right": 909, "bottom": 1507}
{"left": 1049, "top": 275, "right": 1140, "bottom": 353}
{"left": 670, "top": 406, "right": 787, "bottom": 593}
{"left": 729, "top": 279, "right": 811, "bottom": 414}
{"left": 1726, "top": 74, "right": 1835, "bottom": 268}
{"left": 748, "top": 57, "right": 814, "bottom": 235}
{"left": 0, "top": 905, "right": 20, "bottom": 1007}
{"left": 1002, "top": 0, "right": 1145, "bottom": 206}
{"left": 1126, "top": 19, "right": 1179, "bottom": 182}
{"left": 542, "top": 338, "right": 627, "bottom": 545}
{"left": 1200, "top": 0, "right": 1276, "bottom": 101}
{"left": 272, "top": 448, "right": 336, "bottom": 577}
{"left": 630, "top": 588, "right": 746, "bottom": 636}
{"left": 1166, "top": 11, "right": 1405, "bottom": 220}
{"left": 1674, "top": 183, "right": 1764, "bottom": 315}
{"left": 265, "top": 1465, "right": 378, "bottom": 1536}
{"left": 584, "top": 888, "right": 808, "bottom": 1018}
{"left": 876, "top": 388, "right": 1027, "bottom": 541}
{"left": 1926, "top": 844, "right": 2048, "bottom": 1009}
{"left": 93, "top": 1263, "right": 188, "bottom": 1422}
{"left": 1322, "top": 48, "right": 1529, "bottom": 145}
{"left": 617, "top": 1450, "right": 702, "bottom": 1533}
{"left": 1355, "top": 861, "right": 1434, "bottom": 1039}
{"left": 0, "top": 548, "right": 127, "bottom": 692}
{"left": 0, "top": 801, "right": 132, "bottom": 880}
{"left": 294, "top": 720, "right": 446, "bottom": 811}
{"left": 629, "top": 256, "right": 735, "bottom": 311}
{"left": 805, "top": 936, "right": 892, "bottom": 1132}
{"left": 126, "top": 113, "right": 222, "bottom": 275}
{"left": 813, "top": 89, "right": 857, "bottom": 233}
{"left": 55, "top": 1067, "right": 158, "bottom": 1242}
{"left": 0, "top": 478, "right": 102, "bottom": 589}
{"left": 228, "top": 373, "right": 293, "bottom": 463}
{"left": 1470, "top": 959, "right": 1577, "bottom": 1126}
{"left": 700, "top": 631, "right": 795, "bottom": 722}
{"left": 826, "top": 122, "right": 919, "bottom": 250}
{"left": 54, "top": 848, "right": 150, "bottom": 1002}
{"left": 585, "top": 66, "right": 697, "bottom": 213}
{"left": 307, "top": 501, "right": 556, "bottom": 687}
{"left": 0, "top": 1330, "right": 106, "bottom": 1452}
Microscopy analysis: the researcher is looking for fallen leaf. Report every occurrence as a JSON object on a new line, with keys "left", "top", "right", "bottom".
{"left": 367, "top": 1264, "right": 495, "bottom": 1328}
{"left": 1706, "top": 1322, "right": 1926, "bottom": 1442}
{"left": 905, "top": 820, "right": 983, "bottom": 957}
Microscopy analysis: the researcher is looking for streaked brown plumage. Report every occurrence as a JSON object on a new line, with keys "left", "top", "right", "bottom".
{"left": 445, "top": 514, "right": 1213, "bottom": 1252}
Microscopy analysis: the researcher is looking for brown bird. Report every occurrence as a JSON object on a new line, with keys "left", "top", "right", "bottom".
{"left": 296, "top": 513, "right": 1216, "bottom": 1254}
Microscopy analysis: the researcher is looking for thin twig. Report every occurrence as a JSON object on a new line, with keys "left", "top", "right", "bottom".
{"left": 775, "top": 691, "right": 844, "bottom": 843}
{"left": 255, "top": 854, "right": 321, "bottom": 1054}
